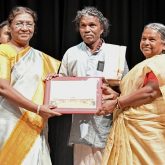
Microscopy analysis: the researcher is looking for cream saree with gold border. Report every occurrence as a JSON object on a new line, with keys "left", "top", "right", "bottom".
{"left": 102, "top": 54, "right": 165, "bottom": 165}
{"left": 0, "top": 44, "right": 60, "bottom": 165}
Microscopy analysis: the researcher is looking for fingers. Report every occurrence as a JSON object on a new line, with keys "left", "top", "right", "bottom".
{"left": 40, "top": 110, "right": 62, "bottom": 120}
{"left": 96, "top": 110, "right": 105, "bottom": 115}
{"left": 96, "top": 109, "right": 110, "bottom": 116}
{"left": 48, "top": 105, "right": 57, "bottom": 109}
{"left": 45, "top": 73, "right": 59, "bottom": 81}
{"left": 103, "top": 94, "right": 116, "bottom": 100}
{"left": 102, "top": 85, "right": 116, "bottom": 95}
{"left": 45, "top": 106, "right": 62, "bottom": 117}
{"left": 39, "top": 105, "right": 62, "bottom": 119}
{"left": 102, "top": 77, "right": 108, "bottom": 84}
{"left": 49, "top": 110, "right": 62, "bottom": 116}
{"left": 101, "top": 84, "right": 109, "bottom": 91}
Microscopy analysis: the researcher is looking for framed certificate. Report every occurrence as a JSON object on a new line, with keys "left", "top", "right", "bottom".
{"left": 44, "top": 77, "right": 102, "bottom": 114}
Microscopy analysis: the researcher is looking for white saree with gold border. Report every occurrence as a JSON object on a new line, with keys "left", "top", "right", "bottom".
{"left": 0, "top": 44, "right": 60, "bottom": 165}
{"left": 102, "top": 54, "right": 165, "bottom": 165}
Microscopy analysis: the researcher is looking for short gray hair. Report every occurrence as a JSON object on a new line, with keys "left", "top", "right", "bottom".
{"left": 144, "top": 23, "right": 165, "bottom": 53}
{"left": 73, "top": 6, "right": 110, "bottom": 37}
{"left": 144, "top": 23, "right": 165, "bottom": 41}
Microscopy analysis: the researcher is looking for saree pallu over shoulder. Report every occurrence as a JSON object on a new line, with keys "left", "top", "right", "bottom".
{"left": 0, "top": 46, "right": 60, "bottom": 165}
{"left": 41, "top": 52, "right": 61, "bottom": 75}
{"left": 102, "top": 54, "right": 165, "bottom": 165}
{"left": 0, "top": 44, "right": 31, "bottom": 80}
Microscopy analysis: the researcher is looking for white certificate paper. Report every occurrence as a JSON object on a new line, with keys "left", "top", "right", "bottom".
{"left": 44, "top": 77, "right": 102, "bottom": 114}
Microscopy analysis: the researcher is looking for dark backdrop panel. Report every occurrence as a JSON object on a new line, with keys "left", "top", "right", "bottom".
{"left": 1, "top": 1, "right": 165, "bottom": 165}
{"left": 1, "top": 0, "right": 165, "bottom": 67}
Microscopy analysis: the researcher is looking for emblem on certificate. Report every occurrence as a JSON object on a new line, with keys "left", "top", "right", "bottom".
{"left": 44, "top": 77, "right": 102, "bottom": 114}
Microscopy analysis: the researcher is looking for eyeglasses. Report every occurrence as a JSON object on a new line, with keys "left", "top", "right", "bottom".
{"left": 14, "top": 21, "right": 34, "bottom": 29}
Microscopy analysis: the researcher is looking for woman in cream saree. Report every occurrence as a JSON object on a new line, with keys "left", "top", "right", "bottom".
{"left": 0, "top": 6, "right": 61, "bottom": 165}
{"left": 99, "top": 23, "right": 165, "bottom": 165}
{"left": 102, "top": 54, "right": 165, "bottom": 165}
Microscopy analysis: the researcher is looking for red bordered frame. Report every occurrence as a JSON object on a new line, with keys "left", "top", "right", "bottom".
{"left": 44, "top": 77, "right": 102, "bottom": 114}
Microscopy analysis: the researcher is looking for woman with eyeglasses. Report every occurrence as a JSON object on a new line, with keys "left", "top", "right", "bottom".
{"left": 0, "top": 6, "right": 61, "bottom": 165}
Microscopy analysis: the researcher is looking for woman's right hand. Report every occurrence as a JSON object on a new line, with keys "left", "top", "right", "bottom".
{"left": 102, "top": 84, "right": 119, "bottom": 100}
{"left": 39, "top": 104, "right": 62, "bottom": 120}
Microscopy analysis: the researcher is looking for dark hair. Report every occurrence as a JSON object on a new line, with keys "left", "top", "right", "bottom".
{"left": 73, "top": 6, "right": 110, "bottom": 37}
{"left": 0, "top": 20, "right": 11, "bottom": 41}
{"left": 8, "top": 6, "right": 37, "bottom": 28}
{"left": 0, "top": 20, "right": 9, "bottom": 29}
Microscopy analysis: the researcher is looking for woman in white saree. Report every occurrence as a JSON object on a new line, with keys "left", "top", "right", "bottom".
{"left": 0, "top": 6, "right": 61, "bottom": 165}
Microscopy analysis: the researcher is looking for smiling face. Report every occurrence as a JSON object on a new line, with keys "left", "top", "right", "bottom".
{"left": 140, "top": 28, "right": 165, "bottom": 58}
{"left": 9, "top": 13, "right": 35, "bottom": 47}
{"left": 79, "top": 15, "right": 103, "bottom": 46}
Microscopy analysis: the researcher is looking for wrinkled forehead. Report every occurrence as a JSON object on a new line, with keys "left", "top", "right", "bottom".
{"left": 144, "top": 26, "right": 165, "bottom": 41}
{"left": 12, "top": 13, "right": 34, "bottom": 23}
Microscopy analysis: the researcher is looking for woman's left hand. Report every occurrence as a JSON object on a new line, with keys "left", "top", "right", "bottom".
{"left": 39, "top": 104, "right": 62, "bottom": 120}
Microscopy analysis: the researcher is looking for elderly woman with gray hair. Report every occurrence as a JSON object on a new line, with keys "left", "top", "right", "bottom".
{"left": 97, "top": 23, "right": 165, "bottom": 165}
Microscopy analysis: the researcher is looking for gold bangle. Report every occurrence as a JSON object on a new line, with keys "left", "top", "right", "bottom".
{"left": 37, "top": 105, "right": 41, "bottom": 114}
